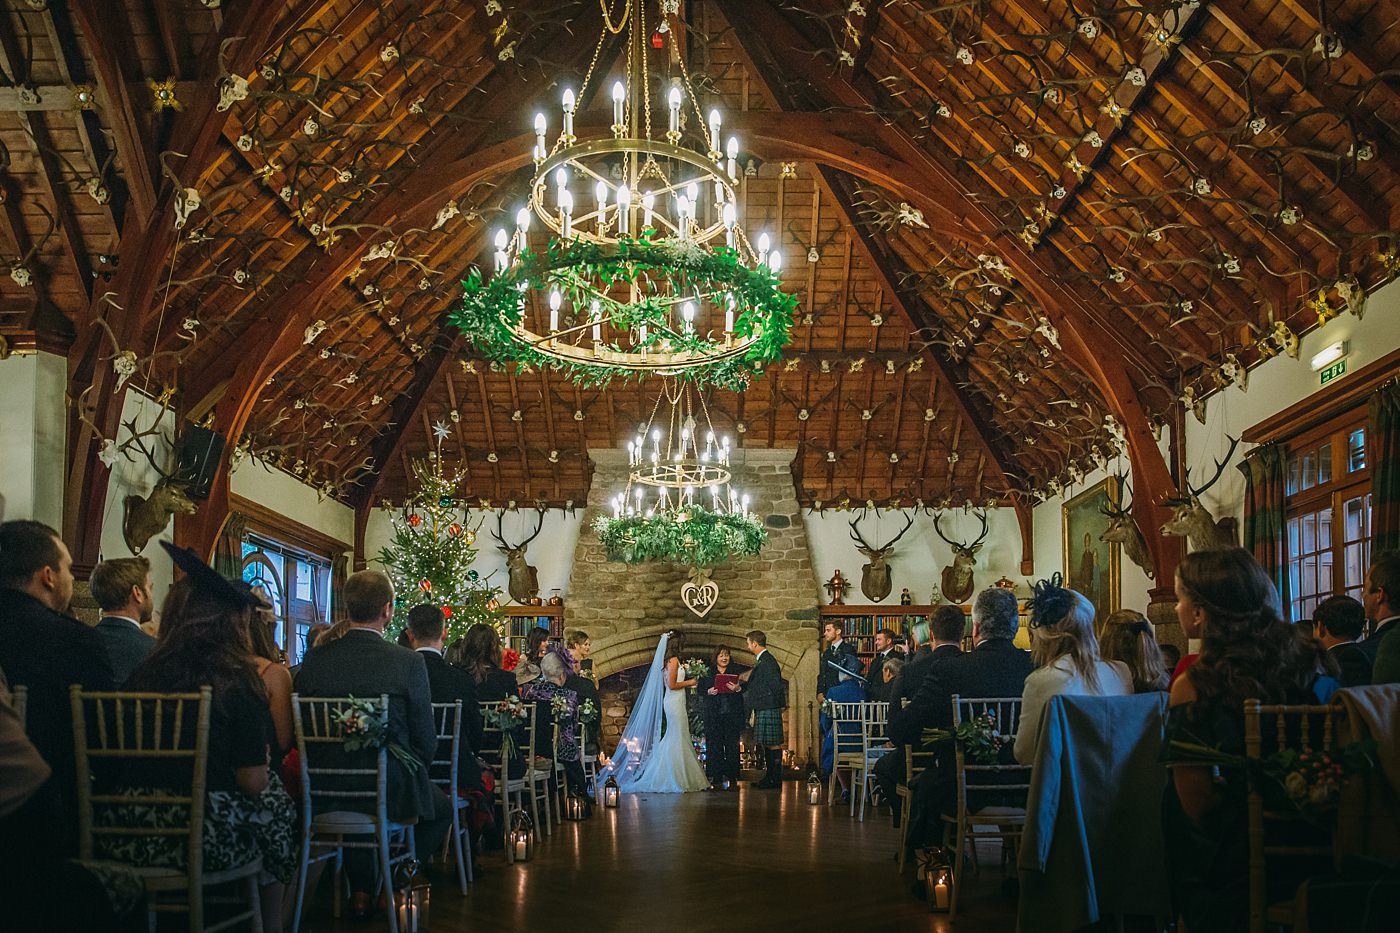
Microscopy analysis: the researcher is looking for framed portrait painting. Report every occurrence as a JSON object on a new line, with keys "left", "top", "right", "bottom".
{"left": 1062, "top": 477, "right": 1122, "bottom": 620}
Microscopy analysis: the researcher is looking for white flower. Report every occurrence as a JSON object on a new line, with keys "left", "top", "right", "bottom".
{"left": 798, "top": 408, "right": 810, "bottom": 421}
{"left": 345, "top": 372, "right": 358, "bottom": 384}
{"left": 1179, "top": 300, "right": 1194, "bottom": 314}
{"left": 362, "top": 284, "right": 377, "bottom": 297}
{"left": 98, "top": 439, "right": 119, "bottom": 467}
{"left": 487, "top": 451, "right": 499, "bottom": 463}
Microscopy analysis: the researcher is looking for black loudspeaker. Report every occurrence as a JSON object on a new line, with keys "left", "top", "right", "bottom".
{"left": 173, "top": 426, "right": 226, "bottom": 501}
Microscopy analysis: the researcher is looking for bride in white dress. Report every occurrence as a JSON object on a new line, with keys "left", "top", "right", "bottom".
{"left": 597, "top": 631, "right": 711, "bottom": 795}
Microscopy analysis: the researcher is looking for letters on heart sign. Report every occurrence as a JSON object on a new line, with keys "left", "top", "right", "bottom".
{"left": 681, "top": 578, "right": 719, "bottom": 618}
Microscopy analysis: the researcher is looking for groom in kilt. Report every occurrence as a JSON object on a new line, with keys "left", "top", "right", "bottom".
{"left": 740, "top": 630, "right": 786, "bottom": 789}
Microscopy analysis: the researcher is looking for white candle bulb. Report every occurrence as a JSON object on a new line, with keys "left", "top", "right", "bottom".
{"left": 562, "top": 88, "right": 575, "bottom": 137}
{"left": 612, "top": 80, "right": 626, "bottom": 127}
{"left": 668, "top": 86, "right": 682, "bottom": 135}
{"left": 559, "top": 189, "right": 573, "bottom": 238}
{"left": 682, "top": 301, "right": 696, "bottom": 326}
{"left": 494, "top": 228, "right": 508, "bottom": 250}
{"left": 723, "top": 202, "right": 736, "bottom": 246}
{"left": 595, "top": 180, "right": 608, "bottom": 209}
{"left": 617, "top": 185, "right": 631, "bottom": 235}
{"left": 757, "top": 232, "right": 771, "bottom": 255}
{"left": 727, "top": 136, "right": 739, "bottom": 177}
{"left": 591, "top": 299, "right": 602, "bottom": 341}
{"left": 769, "top": 249, "right": 783, "bottom": 273}
{"left": 677, "top": 195, "right": 690, "bottom": 238}
{"left": 642, "top": 190, "right": 655, "bottom": 228}
{"left": 555, "top": 167, "right": 568, "bottom": 197}
{"left": 709, "top": 108, "right": 722, "bottom": 150}
{"left": 639, "top": 322, "right": 648, "bottom": 344}
{"left": 516, "top": 207, "right": 530, "bottom": 251}
{"left": 534, "top": 112, "right": 546, "bottom": 152}
{"left": 687, "top": 181, "right": 699, "bottom": 204}
{"left": 548, "top": 289, "right": 561, "bottom": 333}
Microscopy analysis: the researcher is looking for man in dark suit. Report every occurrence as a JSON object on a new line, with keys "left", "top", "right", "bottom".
{"left": 866, "top": 629, "right": 901, "bottom": 703}
{"left": 879, "top": 589, "right": 1031, "bottom": 829}
{"left": 740, "top": 630, "right": 786, "bottom": 788}
{"left": 1312, "top": 595, "right": 1371, "bottom": 687}
{"left": 1360, "top": 550, "right": 1400, "bottom": 675}
{"left": 405, "top": 604, "right": 483, "bottom": 793}
{"left": 0, "top": 521, "right": 114, "bottom": 857}
{"left": 89, "top": 556, "right": 156, "bottom": 686}
{"left": 817, "top": 619, "right": 861, "bottom": 703}
{"left": 295, "top": 571, "right": 451, "bottom": 908}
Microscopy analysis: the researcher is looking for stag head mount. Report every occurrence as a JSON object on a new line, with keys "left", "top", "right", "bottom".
{"left": 115, "top": 412, "right": 202, "bottom": 555}
{"left": 933, "top": 510, "right": 990, "bottom": 604}
{"left": 848, "top": 513, "right": 914, "bottom": 602}
{"left": 1161, "top": 436, "right": 1241, "bottom": 552}
{"left": 494, "top": 509, "right": 545, "bottom": 603}
{"left": 1099, "top": 473, "right": 1155, "bottom": 580}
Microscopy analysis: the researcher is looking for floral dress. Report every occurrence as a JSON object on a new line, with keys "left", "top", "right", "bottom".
{"left": 96, "top": 681, "right": 296, "bottom": 884}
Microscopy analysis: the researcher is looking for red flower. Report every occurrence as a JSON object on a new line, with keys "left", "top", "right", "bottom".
{"left": 442, "top": 606, "right": 453, "bottom": 618}
{"left": 502, "top": 648, "right": 521, "bottom": 672}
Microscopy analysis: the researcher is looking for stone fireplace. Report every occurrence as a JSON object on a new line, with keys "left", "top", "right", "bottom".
{"left": 567, "top": 448, "right": 821, "bottom": 764}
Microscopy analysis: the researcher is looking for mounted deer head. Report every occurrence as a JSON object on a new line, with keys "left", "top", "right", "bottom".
{"left": 933, "top": 510, "right": 990, "bottom": 604}
{"left": 494, "top": 509, "right": 544, "bottom": 603}
{"left": 118, "top": 413, "right": 199, "bottom": 555}
{"left": 848, "top": 513, "right": 914, "bottom": 602}
{"left": 1100, "top": 473, "right": 1155, "bottom": 580}
{"left": 1161, "top": 436, "right": 1241, "bottom": 552}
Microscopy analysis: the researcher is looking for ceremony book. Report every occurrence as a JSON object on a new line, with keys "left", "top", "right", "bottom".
{"left": 714, "top": 673, "right": 740, "bottom": 693}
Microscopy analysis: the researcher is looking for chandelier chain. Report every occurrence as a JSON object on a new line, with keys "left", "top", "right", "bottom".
{"left": 599, "top": 0, "right": 629, "bottom": 34}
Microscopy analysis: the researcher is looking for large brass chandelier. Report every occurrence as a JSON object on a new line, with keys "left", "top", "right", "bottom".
{"left": 452, "top": 0, "right": 796, "bottom": 390}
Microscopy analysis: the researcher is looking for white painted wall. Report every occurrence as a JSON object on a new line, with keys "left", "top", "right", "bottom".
{"left": 1028, "top": 273, "right": 1400, "bottom": 609}
{"left": 803, "top": 507, "right": 1030, "bottom": 602}
{"left": 361, "top": 506, "right": 586, "bottom": 602}
{"left": 229, "top": 457, "right": 355, "bottom": 548}
{"left": 0, "top": 350, "right": 67, "bottom": 526}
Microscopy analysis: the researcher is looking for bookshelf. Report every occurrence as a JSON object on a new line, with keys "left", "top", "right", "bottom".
{"left": 501, "top": 605, "right": 565, "bottom": 655}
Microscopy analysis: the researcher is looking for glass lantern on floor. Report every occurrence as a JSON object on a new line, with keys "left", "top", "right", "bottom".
{"left": 392, "top": 858, "right": 430, "bottom": 931}
{"left": 509, "top": 809, "right": 536, "bottom": 862}
{"left": 806, "top": 771, "right": 822, "bottom": 805}
{"left": 922, "top": 847, "right": 955, "bottom": 912}
{"left": 603, "top": 774, "right": 620, "bottom": 808}
{"left": 565, "top": 794, "right": 589, "bottom": 821}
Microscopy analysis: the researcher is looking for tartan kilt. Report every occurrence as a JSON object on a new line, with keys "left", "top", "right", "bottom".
{"left": 752, "top": 708, "right": 784, "bottom": 747}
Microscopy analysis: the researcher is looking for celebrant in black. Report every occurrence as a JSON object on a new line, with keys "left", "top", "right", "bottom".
{"left": 700, "top": 646, "right": 746, "bottom": 789}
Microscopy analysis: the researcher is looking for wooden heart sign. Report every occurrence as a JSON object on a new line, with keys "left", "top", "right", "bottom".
{"left": 681, "top": 572, "right": 719, "bottom": 618}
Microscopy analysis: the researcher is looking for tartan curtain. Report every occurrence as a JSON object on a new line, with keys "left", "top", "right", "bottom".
{"left": 1370, "top": 379, "right": 1400, "bottom": 554}
{"left": 1238, "top": 442, "right": 1290, "bottom": 611}
{"left": 330, "top": 551, "right": 350, "bottom": 624}
{"left": 211, "top": 511, "right": 248, "bottom": 580}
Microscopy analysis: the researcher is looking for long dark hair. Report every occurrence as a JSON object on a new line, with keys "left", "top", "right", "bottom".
{"left": 712, "top": 645, "right": 732, "bottom": 672}
{"left": 526, "top": 626, "right": 550, "bottom": 662}
{"left": 453, "top": 622, "right": 503, "bottom": 684}
{"left": 1179, "top": 548, "right": 1325, "bottom": 706}
{"left": 127, "top": 579, "right": 265, "bottom": 700}
{"left": 664, "top": 631, "right": 685, "bottom": 663}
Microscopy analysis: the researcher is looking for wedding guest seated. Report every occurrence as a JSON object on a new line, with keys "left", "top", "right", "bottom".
{"left": 1312, "top": 595, "right": 1372, "bottom": 687}
{"left": 1162, "top": 547, "right": 1336, "bottom": 933}
{"left": 700, "top": 646, "right": 746, "bottom": 789}
{"left": 520, "top": 652, "right": 588, "bottom": 798}
{"left": 1, "top": 666, "right": 144, "bottom": 932}
{"left": 1100, "top": 609, "right": 1170, "bottom": 693}
{"left": 513, "top": 626, "right": 550, "bottom": 686}
{"left": 405, "top": 605, "right": 483, "bottom": 790}
{"left": 1015, "top": 576, "right": 1133, "bottom": 764}
{"left": 1361, "top": 550, "right": 1400, "bottom": 672}
{"left": 882, "top": 588, "right": 1032, "bottom": 835}
{"left": 247, "top": 590, "right": 293, "bottom": 759}
{"left": 89, "top": 556, "right": 156, "bottom": 686}
{"left": 453, "top": 623, "right": 526, "bottom": 779}
{"left": 0, "top": 520, "right": 114, "bottom": 857}
{"left": 565, "top": 630, "right": 602, "bottom": 761}
{"left": 819, "top": 651, "right": 868, "bottom": 800}
{"left": 120, "top": 543, "right": 296, "bottom": 933}
{"left": 294, "top": 570, "right": 450, "bottom": 918}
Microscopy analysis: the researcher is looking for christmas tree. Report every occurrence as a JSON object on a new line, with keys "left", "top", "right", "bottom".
{"left": 376, "top": 445, "right": 502, "bottom": 643}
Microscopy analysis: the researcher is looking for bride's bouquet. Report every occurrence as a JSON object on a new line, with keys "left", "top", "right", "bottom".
{"left": 682, "top": 658, "right": 710, "bottom": 681}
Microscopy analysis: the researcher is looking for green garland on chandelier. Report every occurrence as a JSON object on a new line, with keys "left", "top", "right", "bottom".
{"left": 593, "top": 504, "right": 768, "bottom": 567}
{"left": 451, "top": 235, "right": 797, "bottom": 391}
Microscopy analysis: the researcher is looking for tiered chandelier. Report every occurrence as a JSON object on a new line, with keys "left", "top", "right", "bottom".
{"left": 593, "top": 379, "right": 766, "bottom": 574}
{"left": 452, "top": 0, "right": 796, "bottom": 390}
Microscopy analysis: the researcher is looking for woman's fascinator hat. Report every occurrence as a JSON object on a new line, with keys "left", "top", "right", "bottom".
{"left": 827, "top": 650, "right": 867, "bottom": 682}
{"left": 160, "top": 540, "right": 260, "bottom": 610}
{"left": 1027, "top": 571, "right": 1074, "bottom": 629}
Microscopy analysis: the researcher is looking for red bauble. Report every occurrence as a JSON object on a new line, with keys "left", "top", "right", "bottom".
{"left": 448, "top": 523, "right": 462, "bottom": 536}
{"left": 407, "top": 514, "right": 422, "bottom": 527}
{"left": 651, "top": 30, "right": 664, "bottom": 48}
{"left": 419, "top": 579, "right": 432, "bottom": 592}
{"left": 442, "top": 606, "right": 452, "bottom": 618}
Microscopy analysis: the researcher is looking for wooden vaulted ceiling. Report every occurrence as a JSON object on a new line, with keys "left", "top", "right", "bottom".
{"left": 2, "top": 0, "right": 1398, "bottom": 516}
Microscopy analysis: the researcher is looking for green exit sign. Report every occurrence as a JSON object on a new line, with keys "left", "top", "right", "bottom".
{"left": 1319, "top": 358, "right": 1348, "bottom": 385}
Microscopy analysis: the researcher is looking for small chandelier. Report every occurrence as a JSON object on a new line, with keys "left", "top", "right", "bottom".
{"left": 453, "top": 0, "right": 796, "bottom": 390}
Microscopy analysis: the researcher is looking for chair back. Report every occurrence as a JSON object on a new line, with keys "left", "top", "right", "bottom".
{"left": 429, "top": 701, "right": 464, "bottom": 794}
{"left": 829, "top": 701, "right": 868, "bottom": 759}
{"left": 69, "top": 686, "right": 212, "bottom": 875}
{"left": 900, "top": 697, "right": 937, "bottom": 782}
{"left": 477, "top": 700, "right": 538, "bottom": 777}
{"left": 863, "top": 700, "right": 890, "bottom": 747}
{"left": 11, "top": 684, "right": 26, "bottom": 729}
{"left": 291, "top": 694, "right": 391, "bottom": 825}
{"left": 950, "top": 695, "right": 1032, "bottom": 809}
{"left": 1243, "top": 699, "right": 1344, "bottom": 933}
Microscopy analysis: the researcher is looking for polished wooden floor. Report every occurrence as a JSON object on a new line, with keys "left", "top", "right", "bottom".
{"left": 311, "top": 782, "right": 1018, "bottom": 932}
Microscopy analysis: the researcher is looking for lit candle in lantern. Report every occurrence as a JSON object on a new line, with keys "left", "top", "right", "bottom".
{"left": 933, "top": 872, "right": 950, "bottom": 909}
{"left": 561, "top": 87, "right": 576, "bottom": 138}
{"left": 514, "top": 836, "right": 529, "bottom": 861}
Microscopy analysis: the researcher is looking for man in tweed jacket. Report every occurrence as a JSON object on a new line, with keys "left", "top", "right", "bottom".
{"left": 740, "top": 630, "right": 785, "bottom": 789}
